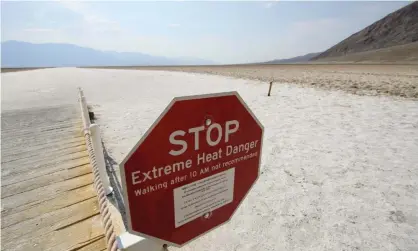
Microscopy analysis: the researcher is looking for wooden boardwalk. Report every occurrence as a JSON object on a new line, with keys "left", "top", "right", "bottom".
{"left": 1, "top": 105, "right": 107, "bottom": 251}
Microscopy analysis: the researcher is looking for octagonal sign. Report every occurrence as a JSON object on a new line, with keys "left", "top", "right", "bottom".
{"left": 120, "top": 92, "right": 264, "bottom": 247}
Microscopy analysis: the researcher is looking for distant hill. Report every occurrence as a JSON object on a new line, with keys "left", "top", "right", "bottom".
{"left": 1, "top": 41, "right": 215, "bottom": 67}
{"left": 310, "top": 41, "right": 418, "bottom": 64}
{"left": 312, "top": 1, "right": 418, "bottom": 61}
{"left": 263, "top": 52, "right": 321, "bottom": 64}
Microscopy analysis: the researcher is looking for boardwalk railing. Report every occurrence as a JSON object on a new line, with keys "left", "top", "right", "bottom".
{"left": 78, "top": 88, "right": 165, "bottom": 251}
{"left": 78, "top": 88, "right": 119, "bottom": 251}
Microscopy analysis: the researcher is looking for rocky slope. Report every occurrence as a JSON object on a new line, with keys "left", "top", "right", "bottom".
{"left": 312, "top": 1, "right": 418, "bottom": 61}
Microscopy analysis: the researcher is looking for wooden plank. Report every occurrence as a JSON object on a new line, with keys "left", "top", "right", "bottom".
{"left": 74, "top": 237, "right": 107, "bottom": 251}
{"left": 2, "top": 130, "right": 83, "bottom": 148}
{"left": 1, "top": 112, "right": 80, "bottom": 128}
{"left": 0, "top": 104, "right": 76, "bottom": 115}
{"left": 1, "top": 136, "right": 84, "bottom": 153}
{"left": 2, "top": 145, "right": 87, "bottom": 166}
{"left": 1, "top": 126, "right": 82, "bottom": 141}
{"left": 2, "top": 197, "right": 100, "bottom": 243}
{"left": 2, "top": 151, "right": 89, "bottom": 175}
{"left": 1, "top": 104, "right": 107, "bottom": 251}
{"left": 1, "top": 141, "right": 86, "bottom": 163}
{"left": 1, "top": 156, "right": 90, "bottom": 187}
{"left": 2, "top": 184, "right": 96, "bottom": 228}
{"left": 1, "top": 173, "right": 94, "bottom": 214}
{"left": 0, "top": 121, "right": 81, "bottom": 135}
{"left": 1, "top": 131, "right": 82, "bottom": 147}
{"left": 1, "top": 117, "right": 80, "bottom": 132}
{"left": 1, "top": 106, "right": 78, "bottom": 124}
{"left": 2, "top": 215, "right": 106, "bottom": 251}
{"left": 1, "top": 137, "right": 85, "bottom": 157}
{"left": 2, "top": 164, "right": 91, "bottom": 198}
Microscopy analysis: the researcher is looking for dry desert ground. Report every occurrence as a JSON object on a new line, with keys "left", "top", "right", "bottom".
{"left": 2, "top": 67, "right": 418, "bottom": 251}
{"left": 1, "top": 67, "right": 52, "bottom": 73}
{"left": 93, "top": 64, "right": 418, "bottom": 99}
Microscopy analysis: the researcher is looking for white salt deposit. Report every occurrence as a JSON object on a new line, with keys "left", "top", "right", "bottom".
{"left": 2, "top": 68, "right": 417, "bottom": 251}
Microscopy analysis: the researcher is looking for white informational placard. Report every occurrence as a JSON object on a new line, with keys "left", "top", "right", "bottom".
{"left": 174, "top": 168, "right": 235, "bottom": 228}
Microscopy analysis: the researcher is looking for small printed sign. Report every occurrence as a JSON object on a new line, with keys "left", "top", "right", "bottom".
{"left": 174, "top": 168, "right": 235, "bottom": 228}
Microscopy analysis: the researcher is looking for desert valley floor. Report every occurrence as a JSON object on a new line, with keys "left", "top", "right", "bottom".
{"left": 2, "top": 66, "right": 418, "bottom": 251}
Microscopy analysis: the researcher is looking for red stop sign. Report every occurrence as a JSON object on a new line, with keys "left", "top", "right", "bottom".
{"left": 120, "top": 92, "right": 263, "bottom": 246}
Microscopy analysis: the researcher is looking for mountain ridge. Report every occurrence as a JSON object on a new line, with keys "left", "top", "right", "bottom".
{"left": 312, "top": 1, "right": 418, "bottom": 61}
{"left": 1, "top": 40, "right": 215, "bottom": 67}
{"left": 263, "top": 52, "right": 322, "bottom": 64}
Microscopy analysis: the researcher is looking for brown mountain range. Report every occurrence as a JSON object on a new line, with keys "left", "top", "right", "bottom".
{"left": 312, "top": 1, "right": 418, "bottom": 62}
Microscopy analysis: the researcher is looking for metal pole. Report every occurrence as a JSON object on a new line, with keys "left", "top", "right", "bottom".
{"left": 90, "top": 124, "right": 113, "bottom": 195}
{"left": 268, "top": 81, "right": 273, "bottom": 96}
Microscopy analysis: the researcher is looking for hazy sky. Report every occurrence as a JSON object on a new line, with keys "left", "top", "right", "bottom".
{"left": 1, "top": 1, "right": 410, "bottom": 64}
